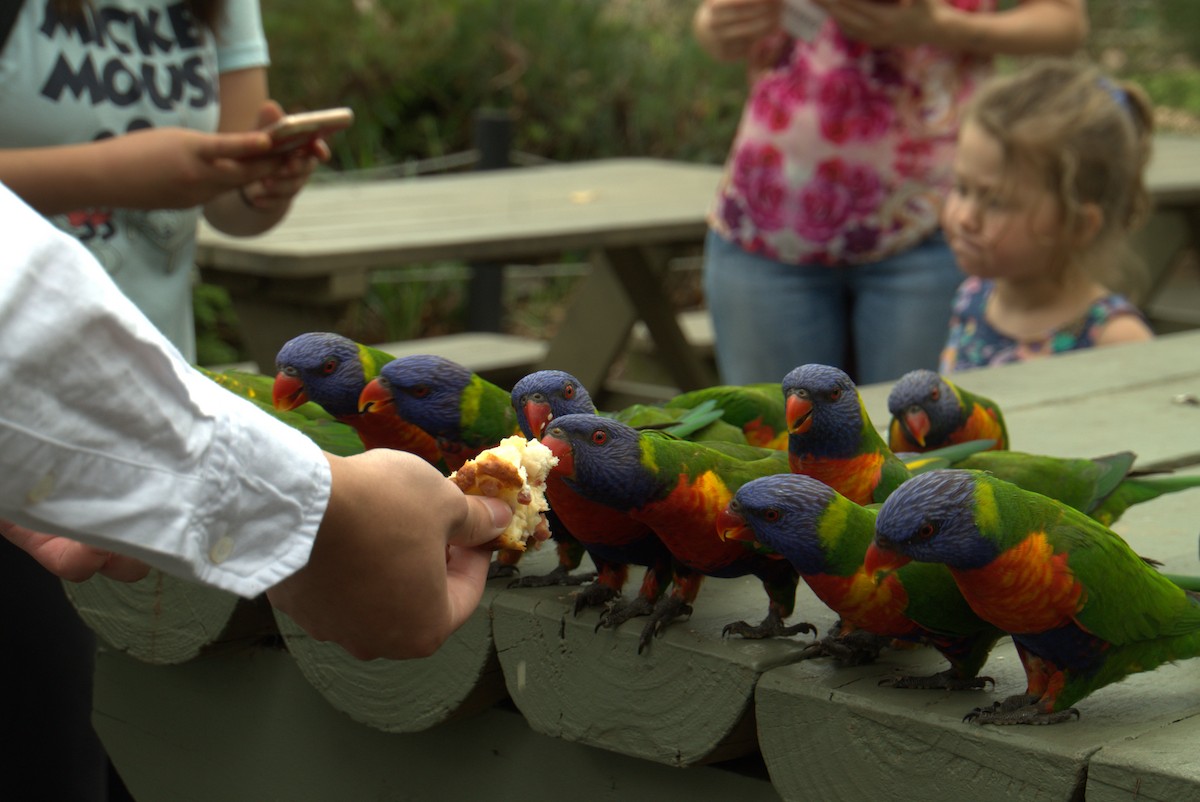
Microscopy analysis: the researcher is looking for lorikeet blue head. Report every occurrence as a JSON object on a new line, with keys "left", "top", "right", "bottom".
{"left": 273, "top": 332, "right": 366, "bottom": 417}
{"left": 887, "top": 369, "right": 956, "bottom": 449}
{"left": 511, "top": 370, "right": 597, "bottom": 439}
{"left": 718, "top": 474, "right": 840, "bottom": 574}
{"left": 540, "top": 413, "right": 660, "bottom": 510}
{"left": 869, "top": 469, "right": 1000, "bottom": 573}
{"left": 360, "top": 354, "right": 473, "bottom": 441}
{"left": 781, "top": 364, "right": 868, "bottom": 458}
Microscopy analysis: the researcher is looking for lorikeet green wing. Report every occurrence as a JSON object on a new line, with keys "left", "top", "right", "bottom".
{"left": 541, "top": 413, "right": 813, "bottom": 653}
{"left": 200, "top": 366, "right": 364, "bottom": 457}
{"left": 272, "top": 332, "right": 443, "bottom": 466}
{"left": 887, "top": 369, "right": 1008, "bottom": 452}
{"left": 719, "top": 474, "right": 1002, "bottom": 688}
{"left": 664, "top": 382, "right": 789, "bottom": 449}
{"left": 870, "top": 469, "right": 1200, "bottom": 724}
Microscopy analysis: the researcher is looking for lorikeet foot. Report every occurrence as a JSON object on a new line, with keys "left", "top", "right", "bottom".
{"left": 880, "top": 669, "right": 995, "bottom": 691}
{"left": 721, "top": 612, "right": 816, "bottom": 641}
{"left": 636, "top": 596, "right": 695, "bottom": 654}
{"left": 595, "top": 595, "right": 657, "bottom": 632}
{"left": 487, "top": 561, "right": 520, "bottom": 581}
{"left": 573, "top": 583, "right": 622, "bottom": 615}
{"left": 799, "top": 630, "right": 892, "bottom": 666}
{"left": 963, "top": 694, "right": 1080, "bottom": 725}
{"left": 508, "top": 565, "right": 597, "bottom": 589}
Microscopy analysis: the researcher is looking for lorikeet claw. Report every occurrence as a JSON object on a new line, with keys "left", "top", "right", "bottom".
{"left": 487, "top": 562, "right": 519, "bottom": 581}
{"left": 799, "top": 630, "right": 892, "bottom": 666}
{"left": 962, "top": 694, "right": 1080, "bottom": 725}
{"left": 572, "top": 583, "right": 621, "bottom": 615}
{"left": 508, "top": 566, "right": 597, "bottom": 590}
{"left": 595, "top": 595, "right": 656, "bottom": 632}
{"left": 880, "top": 670, "right": 995, "bottom": 691}
{"left": 721, "top": 614, "right": 816, "bottom": 641}
{"left": 636, "top": 596, "right": 694, "bottom": 654}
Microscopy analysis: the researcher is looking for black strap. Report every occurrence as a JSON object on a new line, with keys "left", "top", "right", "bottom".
{"left": 0, "top": 0, "right": 23, "bottom": 55}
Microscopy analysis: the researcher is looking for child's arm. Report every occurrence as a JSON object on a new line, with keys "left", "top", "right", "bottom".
{"left": 1095, "top": 314, "right": 1155, "bottom": 347}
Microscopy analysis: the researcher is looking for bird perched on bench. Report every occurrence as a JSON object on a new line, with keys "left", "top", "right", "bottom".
{"left": 541, "top": 413, "right": 812, "bottom": 653}
{"left": 866, "top": 469, "right": 1200, "bottom": 725}
{"left": 359, "top": 353, "right": 530, "bottom": 579}
{"left": 886, "top": 369, "right": 1009, "bottom": 453}
{"left": 719, "top": 473, "right": 1003, "bottom": 689}
{"left": 272, "top": 332, "right": 443, "bottom": 467}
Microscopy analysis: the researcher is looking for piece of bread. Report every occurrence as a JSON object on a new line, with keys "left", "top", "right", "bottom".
{"left": 449, "top": 435, "right": 558, "bottom": 551}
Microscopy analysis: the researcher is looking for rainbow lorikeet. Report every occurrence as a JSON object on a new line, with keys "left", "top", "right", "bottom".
{"left": 200, "top": 366, "right": 364, "bottom": 457}
{"left": 718, "top": 473, "right": 1002, "bottom": 689}
{"left": 271, "top": 332, "right": 443, "bottom": 467}
{"left": 662, "top": 382, "right": 789, "bottom": 450}
{"left": 512, "top": 370, "right": 720, "bottom": 611}
{"left": 782, "top": 363, "right": 994, "bottom": 505}
{"left": 887, "top": 369, "right": 1009, "bottom": 453}
{"left": 866, "top": 469, "right": 1200, "bottom": 724}
{"left": 540, "top": 413, "right": 814, "bottom": 653}
{"left": 951, "top": 450, "right": 1200, "bottom": 527}
{"left": 359, "top": 354, "right": 526, "bottom": 579}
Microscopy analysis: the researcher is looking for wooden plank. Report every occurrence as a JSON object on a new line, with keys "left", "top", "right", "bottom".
{"left": 92, "top": 646, "right": 782, "bottom": 802}
{"left": 491, "top": 569, "right": 813, "bottom": 767}
{"left": 63, "top": 571, "right": 245, "bottom": 665}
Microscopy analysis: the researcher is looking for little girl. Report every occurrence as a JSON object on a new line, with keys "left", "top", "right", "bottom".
{"left": 939, "top": 59, "right": 1155, "bottom": 373}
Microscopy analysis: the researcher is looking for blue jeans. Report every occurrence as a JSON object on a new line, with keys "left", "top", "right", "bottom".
{"left": 702, "top": 230, "right": 964, "bottom": 386}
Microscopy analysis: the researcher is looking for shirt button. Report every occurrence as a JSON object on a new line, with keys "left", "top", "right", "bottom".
{"left": 209, "top": 535, "right": 235, "bottom": 564}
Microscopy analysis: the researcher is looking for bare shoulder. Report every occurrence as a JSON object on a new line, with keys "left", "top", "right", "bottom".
{"left": 1095, "top": 312, "right": 1155, "bottom": 347}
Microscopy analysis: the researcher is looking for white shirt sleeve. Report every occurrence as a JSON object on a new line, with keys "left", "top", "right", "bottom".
{"left": 0, "top": 184, "right": 330, "bottom": 598}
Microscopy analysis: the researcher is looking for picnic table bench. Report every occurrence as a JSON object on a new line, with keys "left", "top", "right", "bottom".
{"left": 89, "top": 330, "right": 1200, "bottom": 801}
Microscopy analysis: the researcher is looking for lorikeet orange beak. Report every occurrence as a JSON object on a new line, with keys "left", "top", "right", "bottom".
{"left": 785, "top": 393, "right": 814, "bottom": 434}
{"left": 863, "top": 541, "right": 912, "bottom": 579}
{"left": 523, "top": 400, "right": 555, "bottom": 439}
{"left": 540, "top": 434, "right": 574, "bottom": 477}
{"left": 357, "top": 377, "right": 394, "bottom": 415}
{"left": 715, "top": 506, "right": 753, "bottom": 544}
{"left": 902, "top": 406, "right": 930, "bottom": 447}
{"left": 272, "top": 371, "right": 308, "bottom": 411}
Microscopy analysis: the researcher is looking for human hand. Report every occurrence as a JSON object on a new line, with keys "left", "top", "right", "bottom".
{"left": 813, "top": 0, "right": 943, "bottom": 48}
{"left": 265, "top": 449, "right": 514, "bottom": 661}
{"left": 696, "top": 0, "right": 784, "bottom": 61}
{"left": 97, "top": 126, "right": 279, "bottom": 209}
{"left": 0, "top": 519, "right": 151, "bottom": 583}
{"left": 237, "top": 100, "right": 331, "bottom": 214}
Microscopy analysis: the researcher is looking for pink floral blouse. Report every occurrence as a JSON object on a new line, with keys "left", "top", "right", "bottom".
{"left": 709, "top": 1, "right": 996, "bottom": 267}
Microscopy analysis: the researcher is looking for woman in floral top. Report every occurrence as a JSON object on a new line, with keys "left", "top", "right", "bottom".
{"left": 693, "top": 0, "right": 1088, "bottom": 385}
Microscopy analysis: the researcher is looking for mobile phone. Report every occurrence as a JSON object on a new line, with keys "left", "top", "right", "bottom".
{"left": 262, "top": 107, "right": 354, "bottom": 153}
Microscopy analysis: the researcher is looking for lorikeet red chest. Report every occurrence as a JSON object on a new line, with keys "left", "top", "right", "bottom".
{"left": 803, "top": 572, "right": 921, "bottom": 638}
{"left": 789, "top": 452, "right": 885, "bottom": 507}
{"left": 630, "top": 473, "right": 750, "bottom": 573}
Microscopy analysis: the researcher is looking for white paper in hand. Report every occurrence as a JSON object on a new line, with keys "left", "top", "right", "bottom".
{"left": 782, "top": 0, "right": 828, "bottom": 41}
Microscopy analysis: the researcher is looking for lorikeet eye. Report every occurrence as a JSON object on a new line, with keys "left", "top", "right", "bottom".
{"left": 591, "top": 429, "right": 607, "bottom": 445}
{"left": 763, "top": 508, "right": 781, "bottom": 522}
{"left": 930, "top": 387, "right": 940, "bottom": 401}
{"left": 563, "top": 384, "right": 576, "bottom": 399}
{"left": 915, "top": 521, "right": 939, "bottom": 541}
{"left": 408, "top": 384, "right": 431, "bottom": 399}
{"left": 828, "top": 388, "right": 842, "bottom": 402}
{"left": 320, "top": 358, "right": 339, "bottom": 375}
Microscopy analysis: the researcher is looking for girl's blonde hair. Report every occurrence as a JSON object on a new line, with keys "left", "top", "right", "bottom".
{"left": 964, "top": 59, "right": 1155, "bottom": 296}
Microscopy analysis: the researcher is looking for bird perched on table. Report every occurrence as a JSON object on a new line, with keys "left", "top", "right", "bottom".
{"left": 360, "top": 354, "right": 526, "bottom": 578}
{"left": 866, "top": 469, "right": 1200, "bottom": 724}
{"left": 541, "top": 413, "right": 812, "bottom": 653}
{"left": 718, "top": 473, "right": 1002, "bottom": 689}
{"left": 201, "top": 366, "right": 364, "bottom": 457}
{"left": 887, "top": 369, "right": 1009, "bottom": 453}
{"left": 782, "top": 363, "right": 994, "bottom": 505}
{"left": 512, "top": 370, "right": 719, "bottom": 606}
{"left": 272, "top": 332, "right": 443, "bottom": 466}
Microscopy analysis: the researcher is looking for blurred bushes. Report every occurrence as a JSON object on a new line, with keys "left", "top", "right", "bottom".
{"left": 260, "top": 0, "right": 748, "bottom": 170}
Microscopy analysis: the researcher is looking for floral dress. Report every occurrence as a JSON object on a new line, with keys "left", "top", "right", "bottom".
{"left": 939, "top": 277, "right": 1149, "bottom": 373}
{"left": 709, "top": 0, "right": 996, "bottom": 266}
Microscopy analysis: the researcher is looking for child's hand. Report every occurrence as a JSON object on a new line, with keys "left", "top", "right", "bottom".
{"left": 697, "top": 0, "right": 784, "bottom": 62}
{"left": 237, "top": 100, "right": 331, "bottom": 213}
{"left": 813, "top": 0, "right": 942, "bottom": 48}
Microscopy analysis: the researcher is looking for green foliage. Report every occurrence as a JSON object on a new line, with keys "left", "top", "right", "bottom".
{"left": 193, "top": 282, "right": 244, "bottom": 366}
{"left": 261, "top": 0, "right": 746, "bottom": 168}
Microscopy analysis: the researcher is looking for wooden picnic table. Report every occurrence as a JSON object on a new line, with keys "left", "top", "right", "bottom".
{"left": 91, "top": 330, "right": 1200, "bottom": 801}
{"left": 196, "top": 157, "right": 722, "bottom": 394}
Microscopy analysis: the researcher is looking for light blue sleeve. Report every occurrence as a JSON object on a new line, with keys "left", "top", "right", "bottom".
{"left": 216, "top": 0, "right": 270, "bottom": 73}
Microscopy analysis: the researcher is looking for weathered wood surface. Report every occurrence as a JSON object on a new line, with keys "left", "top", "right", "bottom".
{"left": 63, "top": 570, "right": 244, "bottom": 664}
{"left": 92, "top": 641, "right": 781, "bottom": 801}
{"left": 492, "top": 570, "right": 811, "bottom": 767}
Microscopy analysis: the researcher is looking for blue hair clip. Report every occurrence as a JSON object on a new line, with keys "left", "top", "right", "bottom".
{"left": 1098, "top": 76, "right": 1131, "bottom": 114}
